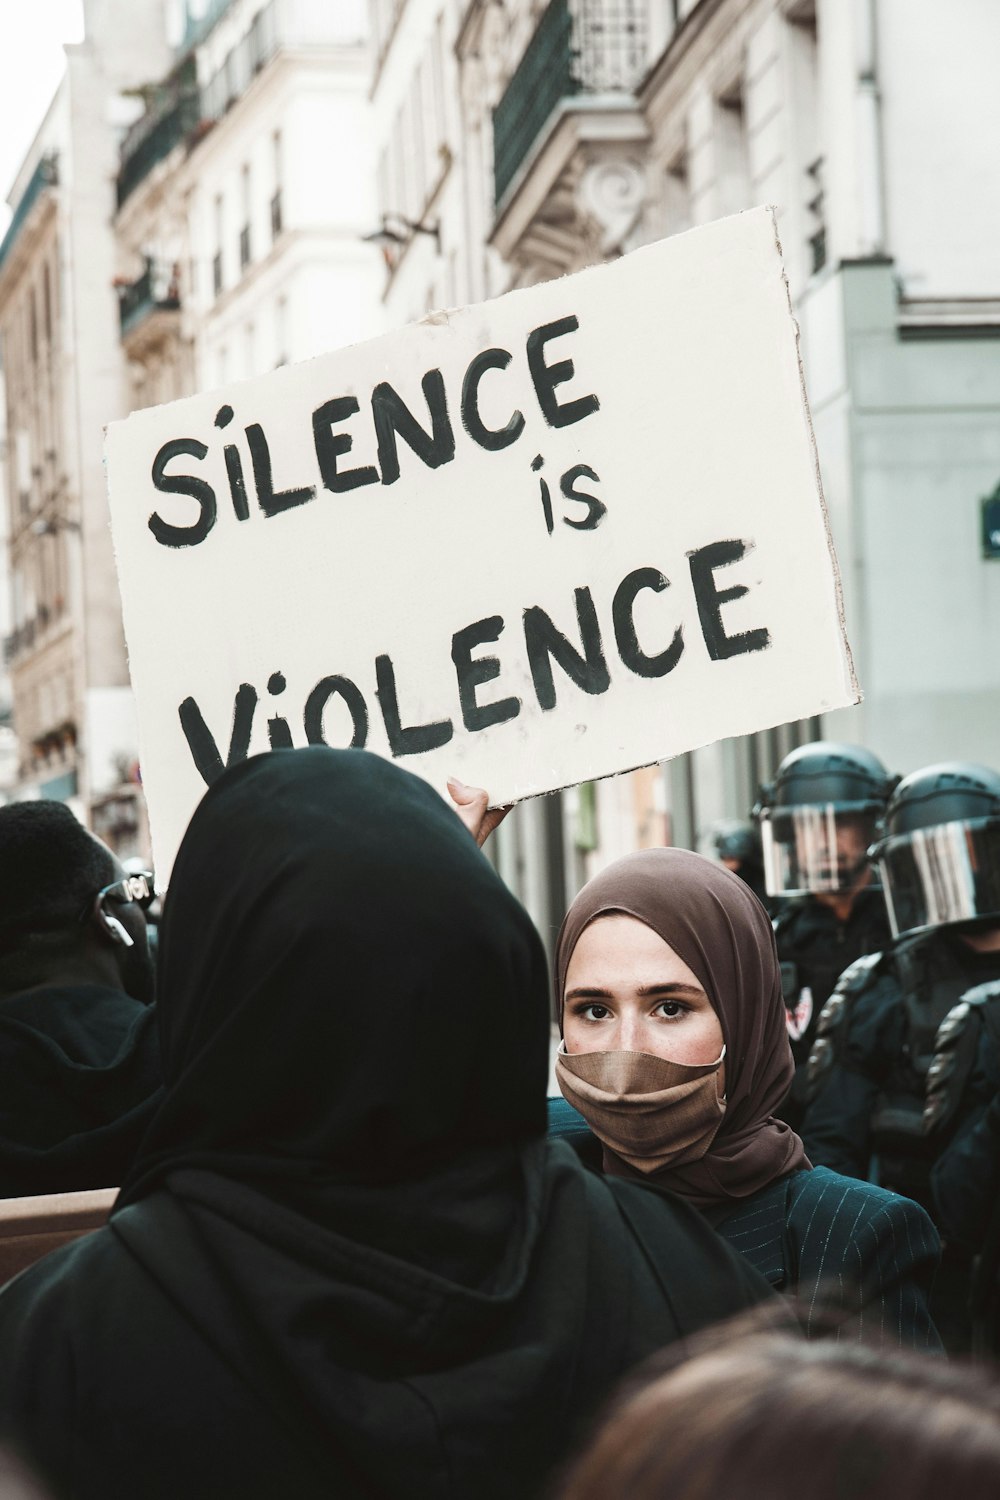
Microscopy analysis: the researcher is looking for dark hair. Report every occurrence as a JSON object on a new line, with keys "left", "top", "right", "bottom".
{"left": 0, "top": 800, "right": 115, "bottom": 985}
{"left": 556, "top": 1314, "right": 1000, "bottom": 1500}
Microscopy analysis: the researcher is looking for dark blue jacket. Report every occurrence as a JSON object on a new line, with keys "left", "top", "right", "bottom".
{"left": 548, "top": 1098, "right": 941, "bottom": 1351}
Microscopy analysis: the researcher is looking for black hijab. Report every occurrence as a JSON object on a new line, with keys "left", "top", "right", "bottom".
{"left": 117, "top": 747, "right": 549, "bottom": 1265}
{"left": 0, "top": 982, "right": 159, "bottom": 1196}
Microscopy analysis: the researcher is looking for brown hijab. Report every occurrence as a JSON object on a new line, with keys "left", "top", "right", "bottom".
{"left": 555, "top": 847, "right": 809, "bottom": 1211}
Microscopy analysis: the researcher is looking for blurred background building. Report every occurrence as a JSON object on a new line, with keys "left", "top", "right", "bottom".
{"left": 0, "top": 0, "right": 998, "bottom": 931}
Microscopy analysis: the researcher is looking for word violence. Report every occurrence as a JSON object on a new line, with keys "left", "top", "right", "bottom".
{"left": 179, "top": 541, "right": 771, "bottom": 784}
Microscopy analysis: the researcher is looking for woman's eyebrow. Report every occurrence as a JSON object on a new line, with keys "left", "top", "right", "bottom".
{"left": 564, "top": 982, "right": 706, "bottom": 1001}
{"left": 636, "top": 982, "right": 706, "bottom": 998}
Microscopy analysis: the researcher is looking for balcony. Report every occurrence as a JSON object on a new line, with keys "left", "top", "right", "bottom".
{"left": 492, "top": 0, "right": 646, "bottom": 206}
{"left": 0, "top": 154, "right": 58, "bottom": 273}
{"left": 117, "top": 81, "right": 201, "bottom": 209}
{"left": 489, "top": 0, "right": 649, "bottom": 279}
{"left": 117, "top": 259, "right": 181, "bottom": 350}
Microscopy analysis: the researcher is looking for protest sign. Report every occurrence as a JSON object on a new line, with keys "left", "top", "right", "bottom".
{"left": 106, "top": 206, "right": 859, "bottom": 880}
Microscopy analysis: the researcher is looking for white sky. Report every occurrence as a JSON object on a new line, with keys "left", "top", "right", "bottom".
{"left": 0, "top": 0, "right": 86, "bottom": 233}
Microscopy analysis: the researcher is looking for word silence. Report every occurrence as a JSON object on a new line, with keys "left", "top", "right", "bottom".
{"left": 148, "top": 317, "right": 601, "bottom": 548}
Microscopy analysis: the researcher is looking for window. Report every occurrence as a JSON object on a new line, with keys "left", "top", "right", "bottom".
{"left": 806, "top": 156, "right": 826, "bottom": 273}
{"left": 714, "top": 78, "right": 750, "bottom": 216}
{"left": 213, "top": 193, "right": 224, "bottom": 296}
{"left": 270, "top": 130, "right": 283, "bottom": 240}
{"left": 239, "top": 164, "right": 252, "bottom": 270}
{"left": 275, "top": 294, "right": 287, "bottom": 367}
{"left": 664, "top": 146, "right": 692, "bottom": 236}
{"left": 42, "top": 263, "right": 52, "bottom": 344}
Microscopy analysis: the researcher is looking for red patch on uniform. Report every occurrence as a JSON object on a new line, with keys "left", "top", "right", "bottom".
{"left": 786, "top": 987, "right": 814, "bottom": 1042}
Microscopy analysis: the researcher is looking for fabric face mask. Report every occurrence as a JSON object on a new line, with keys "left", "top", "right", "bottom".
{"left": 555, "top": 1045, "right": 727, "bottom": 1174}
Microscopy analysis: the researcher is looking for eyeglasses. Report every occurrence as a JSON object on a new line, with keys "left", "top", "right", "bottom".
{"left": 94, "top": 871, "right": 156, "bottom": 913}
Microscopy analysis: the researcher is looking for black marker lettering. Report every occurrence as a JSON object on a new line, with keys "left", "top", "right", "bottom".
{"left": 461, "top": 348, "right": 525, "bottom": 451}
{"left": 375, "top": 653, "right": 454, "bottom": 755}
{"left": 266, "top": 670, "right": 292, "bottom": 749}
{"left": 526, "top": 316, "right": 600, "bottom": 429}
{"left": 312, "top": 396, "right": 379, "bottom": 494}
{"left": 372, "top": 370, "right": 455, "bottom": 485}
{"left": 613, "top": 568, "right": 684, "bottom": 678}
{"left": 178, "top": 682, "right": 257, "bottom": 786}
{"left": 560, "top": 464, "right": 606, "bottom": 531}
{"left": 304, "top": 675, "right": 369, "bottom": 749}
{"left": 523, "top": 588, "right": 610, "bottom": 711}
{"left": 223, "top": 444, "right": 250, "bottom": 522}
{"left": 246, "top": 423, "right": 315, "bottom": 517}
{"left": 451, "top": 615, "right": 521, "bottom": 732}
{"left": 688, "top": 539, "right": 772, "bottom": 661}
{"left": 149, "top": 438, "right": 217, "bottom": 547}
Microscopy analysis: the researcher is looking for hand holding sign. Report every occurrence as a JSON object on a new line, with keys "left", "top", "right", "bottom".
{"left": 106, "top": 207, "right": 858, "bottom": 882}
{"left": 447, "top": 779, "right": 511, "bottom": 848}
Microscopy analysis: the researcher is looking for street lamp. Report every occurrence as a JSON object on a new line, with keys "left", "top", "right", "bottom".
{"left": 363, "top": 214, "right": 441, "bottom": 254}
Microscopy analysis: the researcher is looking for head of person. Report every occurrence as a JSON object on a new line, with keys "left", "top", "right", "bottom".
{"left": 754, "top": 742, "right": 896, "bottom": 901}
{"left": 870, "top": 762, "right": 1000, "bottom": 949}
{"left": 557, "top": 1322, "right": 1000, "bottom": 1500}
{"left": 118, "top": 747, "right": 549, "bottom": 1203}
{"left": 554, "top": 848, "right": 806, "bottom": 1207}
{"left": 710, "top": 821, "right": 762, "bottom": 879}
{"left": 0, "top": 799, "right": 154, "bottom": 1004}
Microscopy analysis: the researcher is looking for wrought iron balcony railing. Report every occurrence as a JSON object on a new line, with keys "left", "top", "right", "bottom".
{"left": 492, "top": 0, "right": 646, "bottom": 206}
{"left": 117, "top": 84, "right": 201, "bottom": 209}
{"left": 0, "top": 154, "right": 58, "bottom": 272}
{"left": 117, "top": 259, "right": 181, "bottom": 339}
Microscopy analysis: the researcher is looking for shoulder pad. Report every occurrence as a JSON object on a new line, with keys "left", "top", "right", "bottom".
{"left": 832, "top": 951, "right": 884, "bottom": 994}
{"left": 925, "top": 994, "right": 988, "bottom": 1134}
{"left": 960, "top": 979, "right": 1000, "bottom": 1009}
{"left": 805, "top": 954, "right": 884, "bottom": 1097}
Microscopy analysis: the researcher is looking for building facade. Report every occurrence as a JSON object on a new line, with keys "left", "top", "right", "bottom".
{"left": 370, "top": 0, "right": 1000, "bottom": 937}
{"left": 0, "top": 0, "right": 172, "bottom": 847}
{"left": 115, "top": 0, "right": 385, "bottom": 415}
{"left": 0, "top": 0, "right": 386, "bottom": 847}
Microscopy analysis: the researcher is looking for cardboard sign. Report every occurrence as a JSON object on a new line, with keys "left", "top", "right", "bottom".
{"left": 106, "top": 207, "right": 858, "bottom": 881}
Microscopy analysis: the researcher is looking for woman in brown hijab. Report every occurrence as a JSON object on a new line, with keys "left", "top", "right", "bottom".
{"left": 549, "top": 847, "right": 942, "bottom": 1347}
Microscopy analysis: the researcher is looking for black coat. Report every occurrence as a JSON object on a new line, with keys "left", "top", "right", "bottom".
{"left": 0, "top": 750, "right": 772, "bottom": 1500}
{"left": 0, "top": 982, "right": 160, "bottom": 1196}
{"left": 548, "top": 1099, "right": 940, "bottom": 1349}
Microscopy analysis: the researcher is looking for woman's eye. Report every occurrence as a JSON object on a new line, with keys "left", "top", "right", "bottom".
{"left": 581, "top": 1004, "right": 610, "bottom": 1021}
{"left": 656, "top": 1000, "right": 688, "bottom": 1019}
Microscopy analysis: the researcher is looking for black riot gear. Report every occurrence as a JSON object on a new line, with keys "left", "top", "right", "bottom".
{"left": 756, "top": 742, "right": 896, "bottom": 898}
{"left": 871, "top": 763, "right": 1000, "bottom": 940}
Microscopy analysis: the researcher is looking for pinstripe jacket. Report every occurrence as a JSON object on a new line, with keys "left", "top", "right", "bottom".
{"left": 547, "top": 1099, "right": 942, "bottom": 1350}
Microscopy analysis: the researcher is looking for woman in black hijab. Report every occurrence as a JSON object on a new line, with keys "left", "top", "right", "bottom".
{"left": 0, "top": 749, "right": 770, "bottom": 1500}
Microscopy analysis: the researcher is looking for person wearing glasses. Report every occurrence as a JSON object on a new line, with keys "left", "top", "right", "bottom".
{"left": 0, "top": 799, "right": 159, "bottom": 1197}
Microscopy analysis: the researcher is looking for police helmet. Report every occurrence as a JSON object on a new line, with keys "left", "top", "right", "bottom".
{"left": 870, "top": 762, "right": 1000, "bottom": 939}
{"left": 711, "top": 821, "right": 760, "bottom": 867}
{"left": 755, "top": 742, "right": 896, "bottom": 898}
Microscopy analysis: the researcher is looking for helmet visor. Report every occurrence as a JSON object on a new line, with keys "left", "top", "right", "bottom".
{"left": 760, "top": 805, "right": 879, "bottom": 896}
{"left": 875, "top": 817, "right": 1000, "bottom": 939}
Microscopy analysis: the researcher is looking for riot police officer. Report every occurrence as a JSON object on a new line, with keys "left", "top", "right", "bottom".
{"left": 754, "top": 742, "right": 896, "bottom": 1125}
{"left": 926, "top": 981, "right": 1000, "bottom": 1356}
{"left": 709, "top": 820, "right": 770, "bottom": 911}
{"left": 802, "top": 763, "right": 1000, "bottom": 1349}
